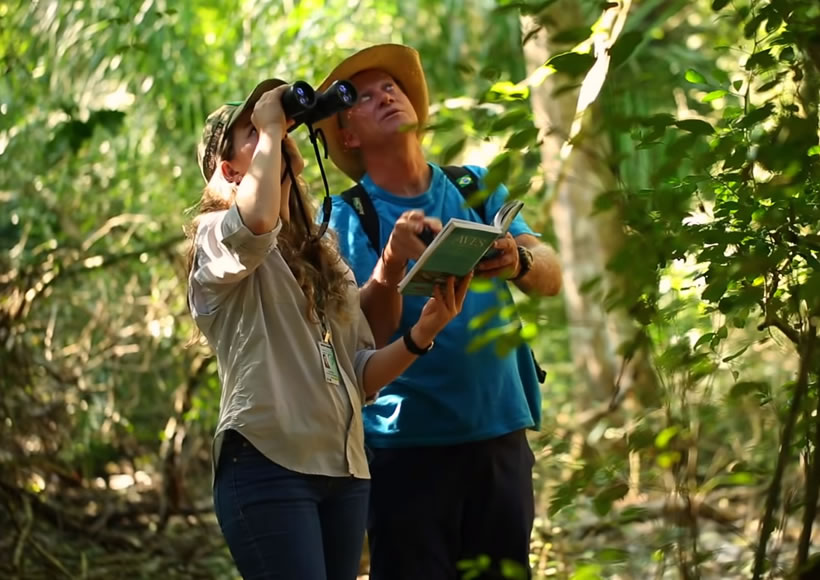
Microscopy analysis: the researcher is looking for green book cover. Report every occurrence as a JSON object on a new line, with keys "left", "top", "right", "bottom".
{"left": 398, "top": 200, "right": 524, "bottom": 296}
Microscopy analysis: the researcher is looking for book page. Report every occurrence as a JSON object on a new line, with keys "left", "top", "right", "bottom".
{"left": 492, "top": 199, "right": 525, "bottom": 232}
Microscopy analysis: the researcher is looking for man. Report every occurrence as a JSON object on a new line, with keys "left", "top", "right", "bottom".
{"left": 316, "top": 44, "right": 562, "bottom": 580}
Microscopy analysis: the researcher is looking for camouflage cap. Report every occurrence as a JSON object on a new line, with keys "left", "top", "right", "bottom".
{"left": 197, "top": 78, "right": 287, "bottom": 183}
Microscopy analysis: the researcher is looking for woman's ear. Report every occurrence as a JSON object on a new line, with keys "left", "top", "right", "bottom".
{"left": 220, "top": 160, "right": 242, "bottom": 184}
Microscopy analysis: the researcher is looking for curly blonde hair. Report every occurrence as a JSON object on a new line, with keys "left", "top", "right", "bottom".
{"left": 185, "top": 136, "right": 351, "bottom": 332}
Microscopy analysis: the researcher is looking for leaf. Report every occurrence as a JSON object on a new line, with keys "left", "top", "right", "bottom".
{"left": 728, "top": 380, "right": 768, "bottom": 400}
{"left": 505, "top": 127, "right": 539, "bottom": 149}
{"left": 702, "top": 278, "right": 728, "bottom": 302}
{"left": 440, "top": 138, "right": 466, "bottom": 165}
{"left": 545, "top": 51, "right": 595, "bottom": 76}
{"left": 593, "top": 482, "right": 629, "bottom": 516}
{"left": 675, "top": 119, "right": 714, "bottom": 135}
{"left": 685, "top": 68, "right": 707, "bottom": 84}
{"left": 736, "top": 103, "right": 774, "bottom": 128}
{"left": 694, "top": 333, "right": 715, "bottom": 349}
{"left": 722, "top": 345, "right": 749, "bottom": 362}
{"left": 745, "top": 50, "right": 776, "bottom": 71}
{"left": 655, "top": 426, "right": 680, "bottom": 449}
{"left": 757, "top": 78, "right": 781, "bottom": 92}
{"left": 610, "top": 31, "right": 642, "bottom": 68}
{"left": 718, "top": 472, "right": 757, "bottom": 486}
{"left": 657, "top": 451, "right": 682, "bottom": 468}
{"left": 617, "top": 507, "right": 650, "bottom": 524}
{"left": 488, "top": 81, "right": 529, "bottom": 101}
{"left": 808, "top": 146, "right": 820, "bottom": 157}
{"left": 702, "top": 89, "right": 728, "bottom": 103}
{"left": 551, "top": 26, "right": 593, "bottom": 45}
{"left": 490, "top": 109, "right": 530, "bottom": 132}
{"left": 711, "top": 0, "right": 730, "bottom": 10}
{"left": 548, "top": 482, "right": 579, "bottom": 516}
{"left": 570, "top": 563, "right": 603, "bottom": 580}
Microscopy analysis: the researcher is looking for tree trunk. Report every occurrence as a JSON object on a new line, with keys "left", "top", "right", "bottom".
{"left": 522, "top": 2, "right": 657, "bottom": 409}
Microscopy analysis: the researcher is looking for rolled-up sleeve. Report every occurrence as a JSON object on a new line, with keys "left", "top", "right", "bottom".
{"left": 189, "top": 206, "right": 282, "bottom": 316}
{"left": 193, "top": 205, "right": 281, "bottom": 286}
{"left": 353, "top": 307, "right": 377, "bottom": 399}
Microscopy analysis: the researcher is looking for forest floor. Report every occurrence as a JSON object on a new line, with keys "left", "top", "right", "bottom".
{"left": 0, "top": 472, "right": 813, "bottom": 580}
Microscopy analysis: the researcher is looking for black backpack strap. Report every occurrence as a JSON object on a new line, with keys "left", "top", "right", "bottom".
{"left": 440, "top": 165, "right": 486, "bottom": 223}
{"left": 339, "top": 183, "right": 381, "bottom": 253}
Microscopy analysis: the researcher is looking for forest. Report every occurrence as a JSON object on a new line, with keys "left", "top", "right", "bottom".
{"left": 1, "top": 0, "right": 819, "bottom": 578}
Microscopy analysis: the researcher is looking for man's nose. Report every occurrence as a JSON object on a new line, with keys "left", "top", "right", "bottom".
{"left": 379, "top": 91, "right": 394, "bottom": 105}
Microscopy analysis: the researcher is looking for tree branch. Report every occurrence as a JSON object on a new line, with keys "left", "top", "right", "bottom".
{"left": 752, "top": 329, "right": 815, "bottom": 580}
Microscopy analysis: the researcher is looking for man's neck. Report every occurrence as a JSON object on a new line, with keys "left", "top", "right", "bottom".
{"left": 361, "top": 137, "right": 430, "bottom": 197}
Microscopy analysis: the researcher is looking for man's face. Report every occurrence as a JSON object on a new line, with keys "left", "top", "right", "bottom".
{"left": 341, "top": 70, "right": 418, "bottom": 149}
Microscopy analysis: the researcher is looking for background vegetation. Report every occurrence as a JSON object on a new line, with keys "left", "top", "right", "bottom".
{"left": 1, "top": 0, "right": 818, "bottom": 578}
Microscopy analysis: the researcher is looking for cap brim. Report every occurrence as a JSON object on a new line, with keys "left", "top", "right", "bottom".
{"left": 227, "top": 78, "right": 288, "bottom": 129}
{"left": 315, "top": 44, "right": 428, "bottom": 182}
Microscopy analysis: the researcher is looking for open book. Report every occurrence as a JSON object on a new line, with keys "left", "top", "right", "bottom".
{"left": 397, "top": 200, "right": 525, "bottom": 296}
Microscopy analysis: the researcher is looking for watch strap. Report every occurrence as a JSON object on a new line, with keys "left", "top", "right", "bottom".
{"left": 403, "top": 328, "right": 434, "bottom": 355}
{"left": 511, "top": 245, "right": 533, "bottom": 281}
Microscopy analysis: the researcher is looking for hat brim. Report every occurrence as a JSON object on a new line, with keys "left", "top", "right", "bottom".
{"left": 227, "top": 78, "right": 288, "bottom": 130}
{"left": 316, "top": 44, "right": 428, "bottom": 182}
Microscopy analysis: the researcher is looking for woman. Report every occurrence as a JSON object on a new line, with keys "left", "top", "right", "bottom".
{"left": 186, "top": 78, "right": 470, "bottom": 580}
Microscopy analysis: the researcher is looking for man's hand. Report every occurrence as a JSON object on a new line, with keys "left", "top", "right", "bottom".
{"left": 382, "top": 210, "right": 443, "bottom": 271}
{"left": 474, "top": 233, "right": 520, "bottom": 279}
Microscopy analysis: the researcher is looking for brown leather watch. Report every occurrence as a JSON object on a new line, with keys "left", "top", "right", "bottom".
{"left": 511, "top": 245, "right": 534, "bottom": 281}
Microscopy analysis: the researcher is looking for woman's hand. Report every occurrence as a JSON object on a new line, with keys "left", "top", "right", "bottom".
{"left": 251, "top": 85, "right": 290, "bottom": 134}
{"left": 409, "top": 274, "right": 472, "bottom": 348}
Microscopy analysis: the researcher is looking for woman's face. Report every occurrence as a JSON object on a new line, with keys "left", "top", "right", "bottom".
{"left": 222, "top": 109, "right": 258, "bottom": 182}
{"left": 220, "top": 107, "right": 302, "bottom": 223}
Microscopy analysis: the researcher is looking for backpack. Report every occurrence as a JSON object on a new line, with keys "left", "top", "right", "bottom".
{"left": 339, "top": 165, "right": 547, "bottom": 384}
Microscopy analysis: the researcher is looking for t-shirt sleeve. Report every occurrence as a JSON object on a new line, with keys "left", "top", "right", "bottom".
{"left": 326, "top": 195, "right": 381, "bottom": 288}
{"left": 465, "top": 165, "right": 536, "bottom": 238}
{"left": 189, "top": 205, "right": 281, "bottom": 314}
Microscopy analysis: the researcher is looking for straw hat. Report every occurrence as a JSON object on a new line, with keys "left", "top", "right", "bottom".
{"left": 316, "top": 44, "right": 429, "bottom": 181}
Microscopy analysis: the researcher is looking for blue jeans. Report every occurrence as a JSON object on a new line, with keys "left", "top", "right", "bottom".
{"left": 213, "top": 430, "right": 370, "bottom": 580}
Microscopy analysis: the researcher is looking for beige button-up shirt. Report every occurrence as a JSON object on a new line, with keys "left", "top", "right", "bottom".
{"left": 189, "top": 205, "right": 375, "bottom": 479}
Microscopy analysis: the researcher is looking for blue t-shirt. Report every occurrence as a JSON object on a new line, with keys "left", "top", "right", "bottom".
{"left": 328, "top": 163, "right": 542, "bottom": 448}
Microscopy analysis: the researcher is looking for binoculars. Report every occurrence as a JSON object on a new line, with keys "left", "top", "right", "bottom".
{"left": 282, "top": 80, "right": 357, "bottom": 131}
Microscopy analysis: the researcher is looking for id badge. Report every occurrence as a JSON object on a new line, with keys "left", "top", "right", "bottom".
{"left": 318, "top": 340, "right": 341, "bottom": 386}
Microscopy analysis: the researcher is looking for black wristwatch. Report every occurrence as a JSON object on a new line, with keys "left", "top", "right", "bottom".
{"left": 511, "top": 245, "right": 534, "bottom": 281}
{"left": 403, "top": 328, "right": 434, "bottom": 356}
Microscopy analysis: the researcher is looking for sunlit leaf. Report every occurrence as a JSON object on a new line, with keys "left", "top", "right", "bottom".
{"left": 702, "top": 89, "right": 727, "bottom": 103}
{"left": 488, "top": 81, "right": 530, "bottom": 101}
{"left": 655, "top": 426, "right": 680, "bottom": 449}
{"left": 685, "top": 68, "right": 707, "bottom": 84}
{"left": 657, "top": 451, "right": 682, "bottom": 468}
